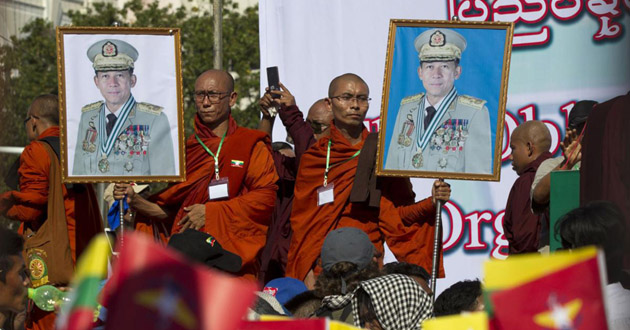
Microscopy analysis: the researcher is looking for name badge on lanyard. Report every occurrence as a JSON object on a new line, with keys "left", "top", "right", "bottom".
{"left": 208, "top": 177, "right": 229, "bottom": 200}
{"left": 195, "top": 132, "right": 229, "bottom": 201}
{"left": 317, "top": 140, "right": 360, "bottom": 207}
{"left": 317, "top": 183, "right": 334, "bottom": 206}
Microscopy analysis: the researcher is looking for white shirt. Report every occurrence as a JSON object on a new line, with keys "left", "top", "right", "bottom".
{"left": 605, "top": 282, "right": 630, "bottom": 330}
{"left": 424, "top": 95, "right": 446, "bottom": 116}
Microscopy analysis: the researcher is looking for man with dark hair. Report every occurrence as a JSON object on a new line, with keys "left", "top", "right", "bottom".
{"left": 383, "top": 261, "right": 432, "bottom": 295}
{"left": 555, "top": 201, "right": 630, "bottom": 328}
{"left": 283, "top": 290, "right": 321, "bottom": 318}
{"left": 385, "top": 28, "right": 491, "bottom": 174}
{"left": 434, "top": 279, "right": 484, "bottom": 317}
{"left": 503, "top": 120, "right": 553, "bottom": 254}
{"left": 286, "top": 73, "right": 451, "bottom": 287}
{"left": 0, "top": 228, "right": 29, "bottom": 330}
{"left": 73, "top": 39, "right": 175, "bottom": 175}
{"left": 0, "top": 228, "right": 29, "bottom": 315}
{"left": 115, "top": 70, "right": 278, "bottom": 280}
{"left": 0, "top": 95, "right": 103, "bottom": 330}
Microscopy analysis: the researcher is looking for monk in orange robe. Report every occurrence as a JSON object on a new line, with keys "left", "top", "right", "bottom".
{"left": 115, "top": 70, "right": 278, "bottom": 280}
{"left": 286, "top": 74, "right": 451, "bottom": 286}
{"left": 0, "top": 94, "right": 102, "bottom": 330}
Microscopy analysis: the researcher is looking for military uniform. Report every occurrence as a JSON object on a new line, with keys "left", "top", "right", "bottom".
{"left": 385, "top": 89, "right": 491, "bottom": 174}
{"left": 73, "top": 97, "right": 175, "bottom": 175}
{"left": 72, "top": 38, "right": 176, "bottom": 176}
{"left": 384, "top": 28, "right": 492, "bottom": 175}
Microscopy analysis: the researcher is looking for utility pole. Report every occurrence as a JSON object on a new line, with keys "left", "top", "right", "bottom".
{"left": 213, "top": 0, "right": 223, "bottom": 69}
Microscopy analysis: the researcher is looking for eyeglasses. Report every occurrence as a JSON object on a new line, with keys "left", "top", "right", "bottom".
{"left": 23, "top": 114, "right": 39, "bottom": 125}
{"left": 194, "top": 90, "right": 231, "bottom": 103}
{"left": 330, "top": 94, "right": 371, "bottom": 105}
{"left": 306, "top": 120, "right": 330, "bottom": 134}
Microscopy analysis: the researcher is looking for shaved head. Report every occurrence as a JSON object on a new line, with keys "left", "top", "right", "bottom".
{"left": 194, "top": 69, "right": 238, "bottom": 128}
{"left": 196, "top": 69, "right": 235, "bottom": 93}
{"left": 29, "top": 94, "right": 59, "bottom": 125}
{"left": 306, "top": 98, "right": 333, "bottom": 140}
{"left": 512, "top": 120, "right": 551, "bottom": 153}
{"left": 328, "top": 73, "right": 369, "bottom": 98}
{"left": 307, "top": 99, "right": 332, "bottom": 122}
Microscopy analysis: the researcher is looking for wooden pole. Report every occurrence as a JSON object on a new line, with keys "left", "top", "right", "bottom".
{"left": 430, "top": 178, "right": 445, "bottom": 305}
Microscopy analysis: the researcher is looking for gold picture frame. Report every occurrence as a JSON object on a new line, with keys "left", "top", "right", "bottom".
{"left": 57, "top": 26, "right": 186, "bottom": 183}
{"left": 376, "top": 19, "right": 514, "bottom": 181}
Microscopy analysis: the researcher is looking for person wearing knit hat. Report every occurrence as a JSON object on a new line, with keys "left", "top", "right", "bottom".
{"left": 385, "top": 28, "right": 492, "bottom": 175}
{"left": 73, "top": 39, "right": 175, "bottom": 176}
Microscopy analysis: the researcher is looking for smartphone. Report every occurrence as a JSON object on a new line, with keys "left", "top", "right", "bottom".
{"left": 266, "top": 66, "right": 281, "bottom": 99}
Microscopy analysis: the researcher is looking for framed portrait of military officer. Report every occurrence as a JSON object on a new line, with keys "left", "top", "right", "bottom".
{"left": 376, "top": 20, "right": 514, "bottom": 181}
{"left": 57, "top": 27, "right": 185, "bottom": 183}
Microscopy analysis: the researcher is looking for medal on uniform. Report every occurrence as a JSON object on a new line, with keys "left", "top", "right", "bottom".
{"left": 124, "top": 161, "right": 133, "bottom": 172}
{"left": 82, "top": 121, "right": 98, "bottom": 153}
{"left": 412, "top": 149, "right": 424, "bottom": 168}
{"left": 98, "top": 156, "right": 110, "bottom": 173}
{"left": 450, "top": 140, "right": 457, "bottom": 151}
{"left": 438, "top": 157, "right": 448, "bottom": 169}
{"left": 143, "top": 125, "right": 151, "bottom": 142}
{"left": 398, "top": 114, "right": 415, "bottom": 147}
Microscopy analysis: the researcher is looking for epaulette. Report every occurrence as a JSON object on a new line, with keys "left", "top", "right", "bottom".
{"left": 136, "top": 102, "right": 164, "bottom": 115}
{"left": 81, "top": 101, "right": 103, "bottom": 112}
{"left": 458, "top": 95, "right": 487, "bottom": 110}
{"left": 400, "top": 93, "right": 424, "bottom": 105}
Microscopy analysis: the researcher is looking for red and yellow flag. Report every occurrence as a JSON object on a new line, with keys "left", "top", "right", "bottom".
{"left": 101, "top": 232, "right": 257, "bottom": 330}
{"left": 484, "top": 246, "right": 607, "bottom": 330}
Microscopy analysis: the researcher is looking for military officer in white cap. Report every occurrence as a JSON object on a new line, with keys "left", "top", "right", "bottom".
{"left": 385, "top": 29, "right": 491, "bottom": 175}
{"left": 73, "top": 39, "right": 175, "bottom": 176}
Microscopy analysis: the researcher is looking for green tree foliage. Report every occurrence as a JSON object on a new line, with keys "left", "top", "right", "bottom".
{"left": 0, "top": 19, "right": 58, "bottom": 229}
{"left": 0, "top": 0, "right": 261, "bottom": 228}
{"left": 0, "top": 18, "right": 58, "bottom": 149}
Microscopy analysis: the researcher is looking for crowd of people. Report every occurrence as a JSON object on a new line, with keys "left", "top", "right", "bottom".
{"left": 0, "top": 32, "right": 629, "bottom": 329}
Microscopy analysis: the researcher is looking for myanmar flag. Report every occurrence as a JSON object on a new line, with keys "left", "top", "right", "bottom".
{"left": 101, "top": 232, "right": 257, "bottom": 330}
{"left": 57, "top": 234, "right": 111, "bottom": 330}
{"left": 484, "top": 246, "right": 607, "bottom": 330}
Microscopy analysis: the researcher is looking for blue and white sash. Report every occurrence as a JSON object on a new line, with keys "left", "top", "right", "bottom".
{"left": 99, "top": 95, "right": 136, "bottom": 157}
{"left": 416, "top": 88, "right": 457, "bottom": 151}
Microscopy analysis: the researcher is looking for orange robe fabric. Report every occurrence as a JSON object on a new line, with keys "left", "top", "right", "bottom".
{"left": 286, "top": 125, "right": 443, "bottom": 281}
{"left": 141, "top": 115, "right": 278, "bottom": 279}
{"left": 0, "top": 126, "right": 102, "bottom": 330}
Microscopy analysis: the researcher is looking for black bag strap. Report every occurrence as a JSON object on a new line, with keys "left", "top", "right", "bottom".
{"left": 39, "top": 136, "right": 61, "bottom": 160}
{"left": 38, "top": 136, "right": 83, "bottom": 191}
{"left": 3, "top": 137, "right": 62, "bottom": 190}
